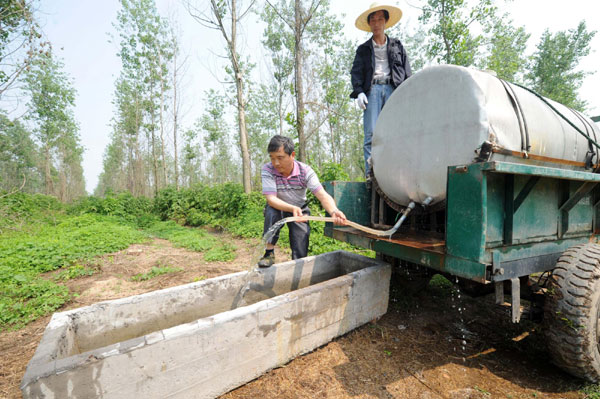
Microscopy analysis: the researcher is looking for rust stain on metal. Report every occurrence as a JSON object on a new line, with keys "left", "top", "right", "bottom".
{"left": 335, "top": 227, "right": 446, "bottom": 253}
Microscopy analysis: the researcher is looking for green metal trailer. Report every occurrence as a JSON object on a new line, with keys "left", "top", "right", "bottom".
{"left": 324, "top": 160, "right": 600, "bottom": 381}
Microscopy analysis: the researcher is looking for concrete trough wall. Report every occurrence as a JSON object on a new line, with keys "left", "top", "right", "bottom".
{"left": 21, "top": 250, "right": 390, "bottom": 398}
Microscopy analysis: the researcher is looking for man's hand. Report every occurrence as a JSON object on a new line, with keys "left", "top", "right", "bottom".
{"left": 330, "top": 209, "right": 347, "bottom": 226}
{"left": 292, "top": 206, "right": 303, "bottom": 218}
{"left": 292, "top": 206, "right": 308, "bottom": 222}
{"left": 357, "top": 92, "right": 368, "bottom": 110}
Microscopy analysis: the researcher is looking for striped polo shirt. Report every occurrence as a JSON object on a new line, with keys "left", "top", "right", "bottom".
{"left": 261, "top": 161, "right": 323, "bottom": 207}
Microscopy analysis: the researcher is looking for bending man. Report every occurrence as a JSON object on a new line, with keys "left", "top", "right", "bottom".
{"left": 258, "top": 135, "right": 347, "bottom": 267}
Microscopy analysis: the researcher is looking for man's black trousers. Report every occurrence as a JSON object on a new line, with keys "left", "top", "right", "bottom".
{"left": 263, "top": 204, "right": 310, "bottom": 260}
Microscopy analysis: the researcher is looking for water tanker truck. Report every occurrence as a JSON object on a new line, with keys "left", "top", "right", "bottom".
{"left": 324, "top": 65, "right": 600, "bottom": 381}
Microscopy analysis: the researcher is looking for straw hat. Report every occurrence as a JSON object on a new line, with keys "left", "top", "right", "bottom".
{"left": 355, "top": 2, "right": 402, "bottom": 32}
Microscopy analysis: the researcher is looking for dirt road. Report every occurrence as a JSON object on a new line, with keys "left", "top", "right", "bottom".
{"left": 0, "top": 232, "right": 588, "bottom": 398}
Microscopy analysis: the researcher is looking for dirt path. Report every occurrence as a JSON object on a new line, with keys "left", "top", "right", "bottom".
{"left": 0, "top": 230, "right": 588, "bottom": 399}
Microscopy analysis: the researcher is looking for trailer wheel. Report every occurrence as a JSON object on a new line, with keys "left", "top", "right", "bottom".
{"left": 544, "top": 243, "right": 600, "bottom": 381}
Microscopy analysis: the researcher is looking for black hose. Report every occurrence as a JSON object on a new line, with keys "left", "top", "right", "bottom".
{"left": 512, "top": 82, "right": 600, "bottom": 152}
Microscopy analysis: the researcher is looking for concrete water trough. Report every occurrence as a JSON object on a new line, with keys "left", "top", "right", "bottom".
{"left": 21, "top": 250, "right": 391, "bottom": 398}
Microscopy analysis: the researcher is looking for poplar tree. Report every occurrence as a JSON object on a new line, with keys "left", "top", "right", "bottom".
{"left": 23, "top": 51, "right": 85, "bottom": 200}
{"left": 186, "top": 0, "right": 254, "bottom": 194}
{"left": 418, "top": 0, "right": 496, "bottom": 66}
{"left": 526, "top": 21, "right": 595, "bottom": 111}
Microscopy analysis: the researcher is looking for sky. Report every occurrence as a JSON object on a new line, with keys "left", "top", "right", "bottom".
{"left": 28, "top": 1, "right": 600, "bottom": 193}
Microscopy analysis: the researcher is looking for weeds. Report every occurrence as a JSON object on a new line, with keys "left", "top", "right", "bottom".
{"left": 131, "top": 266, "right": 183, "bottom": 282}
{"left": 582, "top": 383, "right": 600, "bottom": 399}
{"left": 54, "top": 264, "right": 96, "bottom": 281}
{"left": 144, "top": 220, "right": 237, "bottom": 262}
{"left": 0, "top": 210, "right": 148, "bottom": 330}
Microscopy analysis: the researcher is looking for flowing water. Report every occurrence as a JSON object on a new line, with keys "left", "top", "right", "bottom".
{"left": 233, "top": 216, "right": 320, "bottom": 308}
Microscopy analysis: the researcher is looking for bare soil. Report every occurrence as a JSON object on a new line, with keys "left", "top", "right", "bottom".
{"left": 0, "top": 229, "right": 588, "bottom": 399}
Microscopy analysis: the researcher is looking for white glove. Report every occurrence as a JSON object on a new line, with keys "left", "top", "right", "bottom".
{"left": 357, "top": 92, "right": 368, "bottom": 110}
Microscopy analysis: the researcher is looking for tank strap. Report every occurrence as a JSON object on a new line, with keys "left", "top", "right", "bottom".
{"left": 513, "top": 83, "right": 600, "bottom": 155}
{"left": 498, "top": 78, "right": 530, "bottom": 154}
{"left": 569, "top": 108, "right": 598, "bottom": 170}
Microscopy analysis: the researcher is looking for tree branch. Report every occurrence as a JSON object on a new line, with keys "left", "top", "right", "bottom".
{"left": 265, "top": 0, "right": 294, "bottom": 30}
{"left": 0, "top": 173, "right": 27, "bottom": 199}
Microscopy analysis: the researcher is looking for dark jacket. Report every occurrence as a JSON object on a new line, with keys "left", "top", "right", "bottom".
{"left": 350, "top": 35, "right": 411, "bottom": 98}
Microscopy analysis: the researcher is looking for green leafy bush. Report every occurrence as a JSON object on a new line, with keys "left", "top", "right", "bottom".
{"left": 69, "top": 191, "right": 155, "bottom": 227}
{"left": 0, "top": 192, "right": 64, "bottom": 231}
{"left": 154, "top": 184, "right": 264, "bottom": 229}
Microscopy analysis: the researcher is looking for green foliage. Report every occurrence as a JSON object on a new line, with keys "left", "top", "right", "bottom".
{"left": 317, "top": 162, "right": 349, "bottom": 182}
{"left": 54, "top": 264, "right": 96, "bottom": 281}
{"left": 204, "top": 243, "right": 237, "bottom": 262}
{"left": 145, "top": 220, "right": 237, "bottom": 262}
{"left": 69, "top": 191, "right": 156, "bottom": 227}
{"left": 0, "top": 214, "right": 148, "bottom": 273}
{"left": 154, "top": 183, "right": 260, "bottom": 228}
{"left": 582, "top": 383, "right": 600, "bottom": 399}
{"left": 24, "top": 49, "right": 86, "bottom": 201}
{"left": 0, "top": 269, "right": 70, "bottom": 331}
{"left": 0, "top": 112, "right": 43, "bottom": 193}
{"left": 0, "top": 195, "right": 150, "bottom": 330}
{"left": 419, "top": 0, "right": 497, "bottom": 66}
{"left": 131, "top": 266, "right": 183, "bottom": 281}
{"left": 526, "top": 21, "right": 596, "bottom": 111}
{"left": 480, "top": 16, "right": 530, "bottom": 82}
{"left": 0, "top": 191, "right": 63, "bottom": 231}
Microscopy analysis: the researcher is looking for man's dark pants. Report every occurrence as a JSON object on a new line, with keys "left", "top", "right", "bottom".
{"left": 263, "top": 204, "right": 310, "bottom": 260}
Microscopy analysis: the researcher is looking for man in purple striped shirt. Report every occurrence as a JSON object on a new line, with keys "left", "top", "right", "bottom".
{"left": 258, "top": 135, "right": 347, "bottom": 267}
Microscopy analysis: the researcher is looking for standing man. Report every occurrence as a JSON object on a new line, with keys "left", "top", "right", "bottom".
{"left": 258, "top": 135, "right": 347, "bottom": 267}
{"left": 350, "top": 2, "right": 411, "bottom": 180}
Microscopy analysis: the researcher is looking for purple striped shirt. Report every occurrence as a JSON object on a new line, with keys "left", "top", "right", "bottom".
{"left": 261, "top": 161, "right": 323, "bottom": 207}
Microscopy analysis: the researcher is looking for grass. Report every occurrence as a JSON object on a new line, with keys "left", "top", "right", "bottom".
{"left": 54, "top": 264, "right": 97, "bottom": 281}
{"left": 144, "top": 220, "right": 237, "bottom": 262}
{"left": 131, "top": 266, "right": 183, "bottom": 281}
{"left": 0, "top": 213, "right": 148, "bottom": 331}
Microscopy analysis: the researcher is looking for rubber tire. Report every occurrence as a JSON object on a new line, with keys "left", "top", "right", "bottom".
{"left": 544, "top": 243, "right": 600, "bottom": 381}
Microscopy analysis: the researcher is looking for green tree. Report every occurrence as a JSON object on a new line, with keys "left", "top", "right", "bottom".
{"left": 186, "top": 0, "right": 254, "bottom": 194}
{"left": 179, "top": 128, "right": 204, "bottom": 188}
{"left": 260, "top": 3, "right": 295, "bottom": 138}
{"left": 0, "top": 111, "right": 42, "bottom": 192}
{"left": 526, "top": 21, "right": 595, "bottom": 111}
{"left": 23, "top": 50, "right": 85, "bottom": 200}
{"left": 388, "top": 22, "right": 428, "bottom": 73}
{"left": 108, "top": 0, "right": 174, "bottom": 196}
{"left": 263, "top": 0, "right": 330, "bottom": 162}
{"left": 418, "top": 0, "right": 496, "bottom": 66}
{"left": 198, "top": 89, "right": 238, "bottom": 184}
{"left": 0, "top": 0, "right": 48, "bottom": 97}
{"left": 479, "top": 15, "right": 530, "bottom": 82}
{"left": 245, "top": 82, "right": 282, "bottom": 188}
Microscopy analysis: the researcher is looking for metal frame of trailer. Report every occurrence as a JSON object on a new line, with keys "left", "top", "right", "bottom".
{"left": 324, "top": 160, "right": 600, "bottom": 381}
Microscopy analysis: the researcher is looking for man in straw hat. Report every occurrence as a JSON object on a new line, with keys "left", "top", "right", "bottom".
{"left": 350, "top": 2, "right": 411, "bottom": 181}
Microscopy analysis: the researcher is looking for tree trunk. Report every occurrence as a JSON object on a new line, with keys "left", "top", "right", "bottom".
{"left": 43, "top": 144, "right": 53, "bottom": 196}
{"left": 172, "top": 48, "right": 179, "bottom": 190}
{"left": 294, "top": 0, "right": 306, "bottom": 162}
{"left": 229, "top": 0, "right": 252, "bottom": 194}
{"left": 159, "top": 52, "right": 168, "bottom": 189}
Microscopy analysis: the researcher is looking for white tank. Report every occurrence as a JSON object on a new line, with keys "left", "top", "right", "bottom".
{"left": 372, "top": 65, "right": 600, "bottom": 206}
